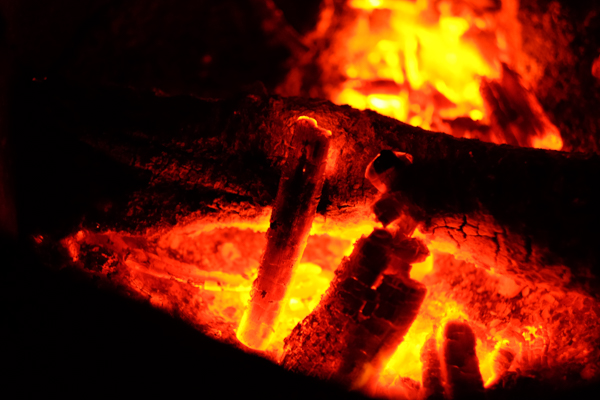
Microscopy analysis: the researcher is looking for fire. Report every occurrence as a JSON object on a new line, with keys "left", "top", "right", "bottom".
{"left": 51, "top": 0, "right": 599, "bottom": 395}
{"left": 324, "top": 0, "right": 563, "bottom": 150}
{"left": 61, "top": 210, "right": 600, "bottom": 395}
{"left": 337, "top": 0, "right": 498, "bottom": 130}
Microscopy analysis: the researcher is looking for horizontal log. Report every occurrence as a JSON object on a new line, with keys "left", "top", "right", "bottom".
{"left": 21, "top": 80, "right": 600, "bottom": 294}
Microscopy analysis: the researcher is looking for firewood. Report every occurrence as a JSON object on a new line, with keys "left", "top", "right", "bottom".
{"left": 442, "top": 321, "right": 484, "bottom": 400}
{"left": 281, "top": 228, "right": 427, "bottom": 390}
{"left": 25, "top": 81, "right": 600, "bottom": 295}
{"left": 420, "top": 336, "right": 446, "bottom": 400}
{"left": 237, "top": 117, "right": 331, "bottom": 350}
{"left": 281, "top": 229, "right": 394, "bottom": 381}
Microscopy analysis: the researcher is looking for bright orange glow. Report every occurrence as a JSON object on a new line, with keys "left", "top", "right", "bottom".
{"left": 380, "top": 298, "right": 468, "bottom": 384}
{"left": 61, "top": 210, "right": 600, "bottom": 392}
{"left": 297, "top": 115, "right": 333, "bottom": 137}
{"left": 335, "top": 0, "right": 500, "bottom": 130}
{"left": 410, "top": 253, "right": 433, "bottom": 281}
{"left": 531, "top": 130, "right": 563, "bottom": 151}
{"left": 324, "top": 0, "right": 565, "bottom": 151}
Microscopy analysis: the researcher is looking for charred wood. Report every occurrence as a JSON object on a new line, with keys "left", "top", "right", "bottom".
{"left": 22, "top": 80, "right": 600, "bottom": 294}
{"left": 281, "top": 229, "right": 394, "bottom": 383}
{"left": 237, "top": 117, "right": 330, "bottom": 349}
{"left": 281, "top": 228, "right": 427, "bottom": 389}
{"left": 420, "top": 336, "right": 446, "bottom": 400}
{"left": 442, "top": 321, "right": 484, "bottom": 400}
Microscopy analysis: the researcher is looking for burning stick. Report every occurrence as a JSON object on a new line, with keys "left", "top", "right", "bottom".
{"left": 236, "top": 116, "right": 331, "bottom": 350}
{"left": 420, "top": 336, "right": 446, "bottom": 400}
{"left": 442, "top": 321, "right": 485, "bottom": 400}
{"left": 281, "top": 227, "right": 427, "bottom": 390}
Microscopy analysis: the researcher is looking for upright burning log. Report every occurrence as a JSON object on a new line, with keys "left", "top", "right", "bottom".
{"left": 420, "top": 336, "right": 446, "bottom": 400}
{"left": 281, "top": 228, "right": 427, "bottom": 390}
{"left": 237, "top": 116, "right": 331, "bottom": 350}
{"left": 442, "top": 321, "right": 485, "bottom": 400}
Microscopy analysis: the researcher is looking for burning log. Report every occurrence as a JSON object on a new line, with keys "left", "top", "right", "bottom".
{"left": 420, "top": 336, "right": 446, "bottom": 400}
{"left": 237, "top": 117, "right": 331, "bottom": 350}
{"left": 281, "top": 229, "right": 394, "bottom": 382}
{"left": 442, "top": 321, "right": 484, "bottom": 400}
{"left": 281, "top": 227, "right": 427, "bottom": 390}
{"left": 23, "top": 81, "right": 600, "bottom": 295}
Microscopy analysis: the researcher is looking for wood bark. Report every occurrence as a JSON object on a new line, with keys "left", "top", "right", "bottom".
{"left": 23, "top": 80, "right": 600, "bottom": 295}
{"left": 237, "top": 117, "right": 330, "bottom": 350}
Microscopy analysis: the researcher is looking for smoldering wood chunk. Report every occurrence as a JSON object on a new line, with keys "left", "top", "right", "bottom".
{"left": 366, "top": 274, "right": 427, "bottom": 372}
{"left": 362, "top": 142, "right": 599, "bottom": 293}
{"left": 366, "top": 151, "right": 422, "bottom": 230}
{"left": 281, "top": 228, "right": 426, "bottom": 389}
{"left": 281, "top": 229, "right": 394, "bottom": 380}
{"left": 386, "top": 234, "right": 429, "bottom": 277}
{"left": 238, "top": 117, "right": 331, "bottom": 349}
{"left": 420, "top": 336, "right": 446, "bottom": 400}
{"left": 442, "top": 321, "right": 484, "bottom": 400}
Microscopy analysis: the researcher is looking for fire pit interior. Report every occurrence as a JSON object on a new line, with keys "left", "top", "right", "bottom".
{"left": 1, "top": 0, "right": 599, "bottom": 398}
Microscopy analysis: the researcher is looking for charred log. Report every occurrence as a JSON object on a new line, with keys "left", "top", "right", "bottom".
{"left": 442, "top": 321, "right": 485, "bottom": 400}
{"left": 281, "top": 229, "right": 394, "bottom": 382}
{"left": 21, "top": 80, "right": 600, "bottom": 295}
{"left": 281, "top": 228, "right": 427, "bottom": 389}
{"left": 237, "top": 117, "right": 330, "bottom": 349}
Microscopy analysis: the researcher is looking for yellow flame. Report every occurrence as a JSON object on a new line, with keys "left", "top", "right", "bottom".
{"left": 336, "top": 0, "right": 500, "bottom": 129}
{"left": 531, "top": 131, "right": 563, "bottom": 151}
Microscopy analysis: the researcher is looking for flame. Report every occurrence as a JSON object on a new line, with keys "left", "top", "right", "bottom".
{"left": 335, "top": 0, "right": 500, "bottom": 131}
{"left": 326, "top": 0, "right": 564, "bottom": 150}
{"left": 531, "top": 129, "right": 563, "bottom": 151}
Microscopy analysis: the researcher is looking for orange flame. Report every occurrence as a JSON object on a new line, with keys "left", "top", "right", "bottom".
{"left": 336, "top": 0, "right": 500, "bottom": 130}
{"left": 328, "top": 0, "right": 563, "bottom": 151}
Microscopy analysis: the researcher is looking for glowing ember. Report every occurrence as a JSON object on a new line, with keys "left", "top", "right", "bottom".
{"left": 61, "top": 212, "right": 600, "bottom": 394}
